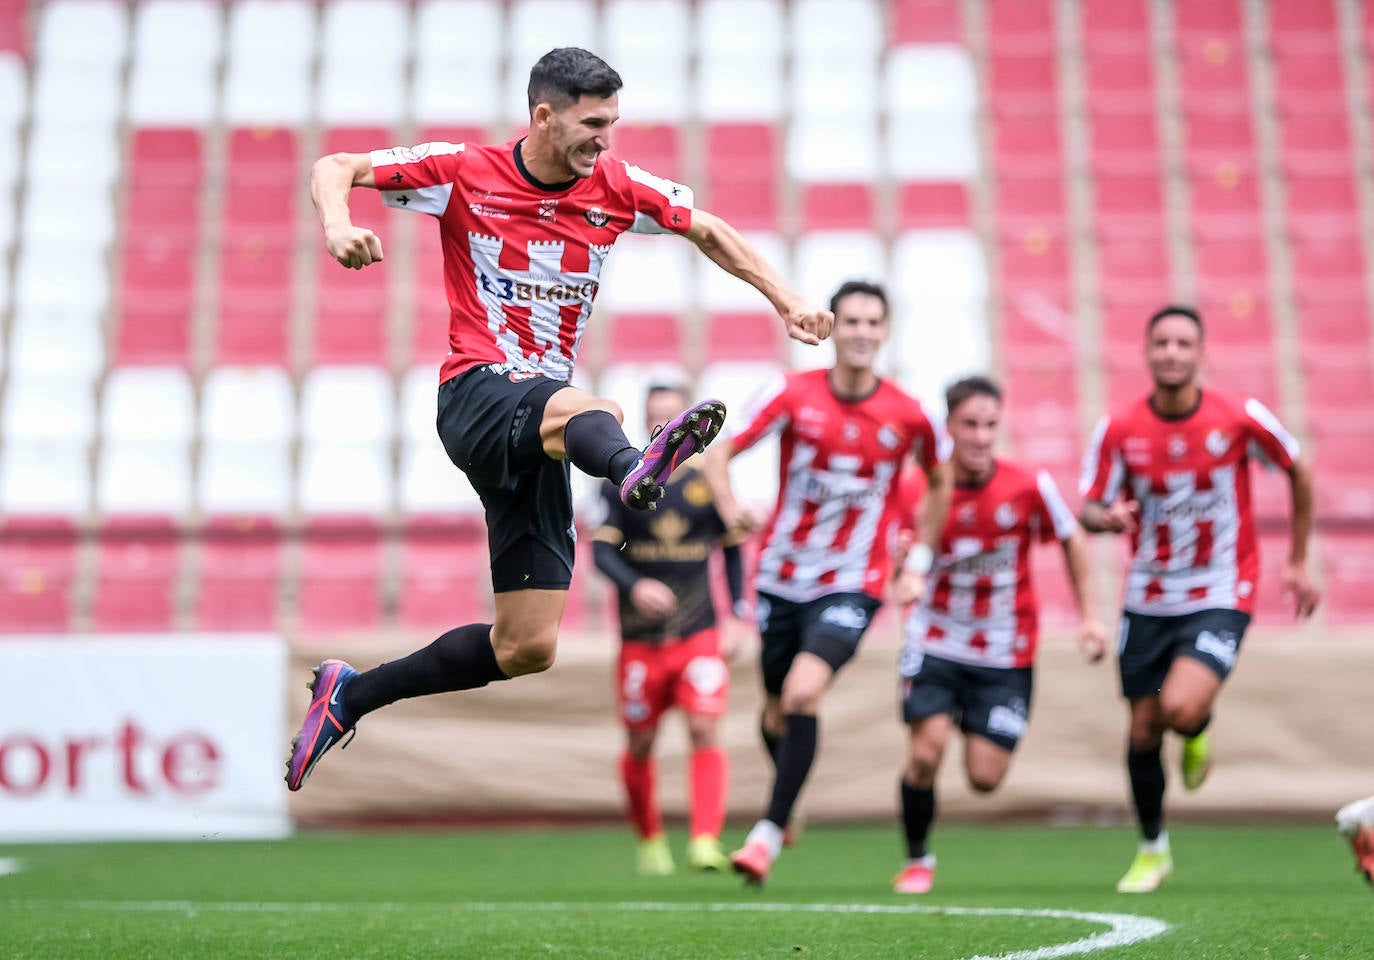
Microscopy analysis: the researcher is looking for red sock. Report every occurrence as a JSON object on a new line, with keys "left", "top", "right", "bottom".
{"left": 689, "top": 747, "right": 728, "bottom": 839}
{"left": 620, "top": 752, "right": 661, "bottom": 839}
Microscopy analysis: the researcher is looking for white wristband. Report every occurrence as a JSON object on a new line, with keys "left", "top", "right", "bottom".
{"left": 904, "top": 543, "right": 934, "bottom": 576}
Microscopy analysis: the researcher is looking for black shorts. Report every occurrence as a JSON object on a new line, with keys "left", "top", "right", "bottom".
{"left": 1117, "top": 608, "right": 1251, "bottom": 700}
{"left": 900, "top": 652, "right": 1033, "bottom": 752}
{"left": 755, "top": 591, "right": 881, "bottom": 696}
{"left": 437, "top": 364, "right": 573, "bottom": 592}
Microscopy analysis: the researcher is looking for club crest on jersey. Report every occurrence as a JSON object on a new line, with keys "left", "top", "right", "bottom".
{"left": 957, "top": 503, "right": 978, "bottom": 526}
{"left": 538, "top": 199, "right": 558, "bottom": 221}
{"left": 843, "top": 421, "right": 860, "bottom": 443}
{"left": 684, "top": 478, "right": 712, "bottom": 506}
{"left": 1167, "top": 435, "right": 1188, "bottom": 460}
{"left": 878, "top": 425, "right": 900, "bottom": 450}
{"left": 995, "top": 502, "right": 1018, "bottom": 529}
{"left": 1205, "top": 429, "right": 1231, "bottom": 458}
{"left": 584, "top": 205, "right": 610, "bottom": 227}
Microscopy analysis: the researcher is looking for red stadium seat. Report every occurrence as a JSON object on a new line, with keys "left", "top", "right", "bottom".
{"left": 998, "top": 293, "right": 1076, "bottom": 352}
{"left": 1183, "top": 106, "right": 1254, "bottom": 158}
{"left": 1195, "top": 286, "right": 1274, "bottom": 347}
{"left": 1093, "top": 172, "right": 1166, "bottom": 234}
{"left": 1005, "top": 348, "right": 1078, "bottom": 409}
{"left": 1289, "top": 228, "right": 1364, "bottom": 288}
{"left": 1277, "top": 108, "right": 1352, "bottom": 175}
{"left": 898, "top": 182, "right": 970, "bottom": 229}
{"left": 1175, "top": 35, "right": 1248, "bottom": 110}
{"left": 703, "top": 177, "right": 778, "bottom": 231}
{"left": 117, "top": 238, "right": 195, "bottom": 364}
{"left": 227, "top": 127, "right": 299, "bottom": 184}
{"left": 1083, "top": 49, "right": 1154, "bottom": 110}
{"left": 1308, "top": 424, "right": 1374, "bottom": 521}
{"left": 612, "top": 124, "right": 683, "bottom": 181}
{"left": 1283, "top": 168, "right": 1359, "bottom": 231}
{"left": 196, "top": 516, "right": 282, "bottom": 631}
{"left": 705, "top": 312, "right": 784, "bottom": 362}
{"left": 0, "top": 0, "right": 27, "bottom": 54}
{"left": 0, "top": 517, "right": 78, "bottom": 632}
{"left": 1089, "top": 108, "right": 1160, "bottom": 173}
{"left": 1301, "top": 350, "right": 1374, "bottom": 409}
{"left": 995, "top": 173, "right": 1066, "bottom": 228}
{"left": 704, "top": 124, "right": 779, "bottom": 231}
{"left": 130, "top": 128, "right": 203, "bottom": 191}
{"left": 90, "top": 518, "right": 182, "bottom": 632}
{"left": 1173, "top": 0, "right": 1243, "bottom": 37}
{"left": 987, "top": 51, "right": 1057, "bottom": 111}
{"left": 986, "top": 0, "right": 1055, "bottom": 53}
{"left": 1097, "top": 235, "right": 1170, "bottom": 293}
{"left": 1294, "top": 293, "right": 1371, "bottom": 350}
{"left": 397, "top": 516, "right": 491, "bottom": 629}
{"left": 1188, "top": 157, "right": 1262, "bottom": 226}
{"left": 1207, "top": 347, "right": 1280, "bottom": 408}
{"left": 997, "top": 224, "right": 1069, "bottom": 299}
{"left": 605, "top": 312, "right": 684, "bottom": 365}
{"left": 1272, "top": 49, "right": 1346, "bottom": 108}
{"left": 1192, "top": 230, "right": 1267, "bottom": 286}
{"left": 1268, "top": 0, "right": 1339, "bottom": 51}
{"left": 1081, "top": 0, "right": 1149, "bottom": 45}
{"left": 1320, "top": 533, "right": 1374, "bottom": 625}
{"left": 992, "top": 107, "right": 1062, "bottom": 175}
{"left": 296, "top": 517, "right": 384, "bottom": 633}
{"left": 800, "top": 183, "right": 875, "bottom": 231}
{"left": 215, "top": 290, "right": 292, "bottom": 365}
{"left": 892, "top": 0, "right": 963, "bottom": 43}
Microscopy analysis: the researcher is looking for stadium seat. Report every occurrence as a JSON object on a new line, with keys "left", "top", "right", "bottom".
{"left": 1, "top": 373, "right": 97, "bottom": 447}
{"left": 1096, "top": 235, "right": 1170, "bottom": 293}
{"left": 1089, "top": 107, "right": 1160, "bottom": 173}
{"left": 295, "top": 517, "right": 385, "bottom": 632}
{"left": 704, "top": 124, "right": 779, "bottom": 229}
{"left": 1081, "top": 0, "right": 1149, "bottom": 48}
{"left": 36, "top": 0, "right": 128, "bottom": 71}
{"left": 996, "top": 172, "right": 1067, "bottom": 228}
{"left": 200, "top": 440, "right": 293, "bottom": 517}
{"left": 1174, "top": 34, "right": 1248, "bottom": 110}
{"left": 793, "top": 61, "right": 880, "bottom": 119}
{"left": 90, "top": 517, "right": 182, "bottom": 632}
{"left": 1295, "top": 293, "right": 1371, "bottom": 350}
{"left": 700, "top": 231, "right": 787, "bottom": 315}
{"left": 398, "top": 365, "right": 484, "bottom": 515}
{"left": 223, "top": 0, "right": 317, "bottom": 125}
{"left": 317, "top": 0, "right": 409, "bottom": 124}
{"left": 1283, "top": 167, "right": 1359, "bottom": 230}
{"left": 397, "top": 516, "right": 493, "bottom": 628}
{"left": 1192, "top": 231, "right": 1268, "bottom": 287}
{"left": 997, "top": 224, "right": 1069, "bottom": 300}
{"left": 885, "top": 44, "right": 978, "bottom": 116}
{"left": 1271, "top": 48, "right": 1345, "bottom": 108}
{"left": 886, "top": 108, "right": 979, "bottom": 181}
{"left": 1320, "top": 533, "right": 1374, "bottom": 625}
{"left": 999, "top": 292, "right": 1076, "bottom": 353}
{"left": 987, "top": 51, "right": 1056, "bottom": 112}
{"left": 1188, "top": 157, "right": 1261, "bottom": 227}
{"left": 694, "top": 55, "right": 785, "bottom": 122}
{"left": 612, "top": 124, "right": 683, "bottom": 181}
{"left": 504, "top": 0, "right": 600, "bottom": 121}
{"left": 703, "top": 312, "right": 785, "bottom": 364}
{"left": 1278, "top": 109, "right": 1352, "bottom": 174}
{"left": 985, "top": 0, "right": 1055, "bottom": 54}
{"left": 1172, "top": 0, "right": 1243, "bottom": 38}
{"left": 696, "top": 362, "right": 782, "bottom": 509}
{"left": 196, "top": 515, "right": 283, "bottom": 631}
{"left": 1267, "top": 0, "right": 1339, "bottom": 51}
{"left": 794, "top": 230, "right": 888, "bottom": 312}
{"left": 412, "top": 0, "right": 502, "bottom": 125}
{"left": 602, "top": 313, "right": 684, "bottom": 366}
{"left": 1207, "top": 348, "right": 1280, "bottom": 408}
{"left": 198, "top": 366, "right": 294, "bottom": 514}
{"left": 298, "top": 365, "right": 396, "bottom": 514}
{"left": 0, "top": 1, "right": 27, "bottom": 55}
{"left": 792, "top": 0, "right": 882, "bottom": 59}
{"left": 116, "top": 238, "right": 195, "bottom": 364}
{"left": 596, "top": 233, "right": 694, "bottom": 313}
{"left": 1289, "top": 228, "right": 1364, "bottom": 288}
{"left": 1083, "top": 49, "right": 1154, "bottom": 111}
{"left": 215, "top": 292, "right": 293, "bottom": 366}
{"left": 786, "top": 116, "right": 881, "bottom": 183}
{"left": 898, "top": 182, "right": 971, "bottom": 229}
{"left": 800, "top": 184, "right": 876, "bottom": 232}
{"left": 1183, "top": 105, "right": 1255, "bottom": 158}
{"left": 1301, "top": 350, "right": 1374, "bottom": 410}
{"left": 0, "top": 437, "right": 90, "bottom": 516}
{"left": 992, "top": 107, "right": 1061, "bottom": 175}
{"left": 0, "top": 517, "right": 78, "bottom": 632}
{"left": 696, "top": 0, "right": 784, "bottom": 64}
{"left": 892, "top": 0, "right": 962, "bottom": 43}
{"left": 126, "top": 0, "right": 221, "bottom": 125}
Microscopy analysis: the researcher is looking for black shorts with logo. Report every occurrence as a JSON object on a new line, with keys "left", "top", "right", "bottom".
{"left": 755, "top": 591, "right": 881, "bottom": 695}
{"left": 1117, "top": 608, "right": 1251, "bottom": 700}
{"left": 437, "top": 363, "right": 573, "bottom": 592}
{"left": 900, "top": 652, "right": 1034, "bottom": 752}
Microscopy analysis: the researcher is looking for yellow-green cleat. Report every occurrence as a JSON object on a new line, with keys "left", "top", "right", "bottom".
{"left": 1116, "top": 848, "right": 1173, "bottom": 893}
{"left": 636, "top": 834, "right": 676, "bottom": 876}
{"left": 1182, "top": 731, "right": 1211, "bottom": 790}
{"left": 686, "top": 834, "right": 730, "bottom": 872}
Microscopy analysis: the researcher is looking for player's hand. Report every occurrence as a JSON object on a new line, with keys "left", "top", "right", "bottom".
{"left": 893, "top": 569, "right": 927, "bottom": 606}
{"left": 719, "top": 616, "right": 756, "bottom": 663}
{"left": 1281, "top": 562, "right": 1321, "bottom": 619}
{"left": 1077, "top": 618, "right": 1108, "bottom": 664}
{"left": 1104, "top": 500, "right": 1140, "bottom": 535}
{"left": 630, "top": 578, "right": 677, "bottom": 617}
{"left": 324, "top": 222, "right": 384, "bottom": 269}
{"left": 783, "top": 304, "right": 834, "bottom": 346}
{"left": 718, "top": 500, "right": 764, "bottom": 536}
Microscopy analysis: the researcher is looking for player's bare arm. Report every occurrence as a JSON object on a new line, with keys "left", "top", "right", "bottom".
{"left": 895, "top": 460, "right": 953, "bottom": 606}
{"left": 685, "top": 209, "right": 834, "bottom": 345}
{"left": 310, "top": 151, "right": 385, "bottom": 269}
{"left": 1079, "top": 498, "right": 1140, "bottom": 535}
{"left": 700, "top": 438, "right": 754, "bottom": 534}
{"left": 1282, "top": 456, "right": 1321, "bottom": 619}
{"left": 1061, "top": 529, "right": 1107, "bottom": 663}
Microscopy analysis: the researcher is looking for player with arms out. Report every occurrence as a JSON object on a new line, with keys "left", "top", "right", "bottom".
{"left": 701, "top": 280, "right": 953, "bottom": 885}
{"left": 590, "top": 383, "right": 753, "bottom": 876}
{"left": 1079, "top": 305, "right": 1320, "bottom": 892}
{"left": 891, "top": 375, "right": 1106, "bottom": 894}
{"left": 285, "top": 48, "right": 832, "bottom": 791}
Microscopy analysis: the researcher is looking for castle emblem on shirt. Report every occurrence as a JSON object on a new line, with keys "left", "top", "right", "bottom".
{"left": 995, "top": 502, "right": 1018, "bottom": 530}
{"left": 584, "top": 205, "right": 610, "bottom": 227}
{"left": 1205, "top": 429, "right": 1230, "bottom": 458}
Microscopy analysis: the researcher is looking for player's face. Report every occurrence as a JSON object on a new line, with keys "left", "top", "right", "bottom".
{"left": 644, "top": 389, "right": 687, "bottom": 436}
{"left": 543, "top": 93, "right": 620, "bottom": 179}
{"left": 947, "top": 394, "right": 1001, "bottom": 478}
{"left": 830, "top": 293, "right": 889, "bottom": 371}
{"left": 1146, "top": 315, "right": 1203, "bottom": 390}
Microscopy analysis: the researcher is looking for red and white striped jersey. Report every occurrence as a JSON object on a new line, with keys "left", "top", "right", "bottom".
{"left": 899, "top": 460, "right": 1078, "bottom": 670}
{"left": 1079, "top": 389, "right": 1299, "bottom": 616}
{"left": 370, "top": 140, "right": 693, "bottom": 384}
{"left": 729, "top": 369, "right": 947, "bottom": 603}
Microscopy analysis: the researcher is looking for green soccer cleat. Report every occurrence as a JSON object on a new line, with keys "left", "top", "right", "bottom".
{"left": 1116, "top": 848, "right": 1173, "bottom": 893}
{"left": 686, "top": 834, "right": 730, "bottom": 873}
{"left": 636, "top": 834, "right": 676, "bottom": 877}
{"left": 1182, "top": 731, "right": 1211, "bottom": 791}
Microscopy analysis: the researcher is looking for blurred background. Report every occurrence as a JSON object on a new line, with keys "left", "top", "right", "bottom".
{"left": 0, "top": 0, "right": 1371, "bottom": 841}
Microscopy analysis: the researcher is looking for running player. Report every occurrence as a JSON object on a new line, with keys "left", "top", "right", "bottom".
{"left": 1079, "top": 305, "right": 1320, "bottom": 892}
{"left": 1335, "top": 795, "right": 1374, "bottom": 887}
{"left": 286, "top": 48, "right": 832, "bottom": 790}
{"left": 891, "top": 375, "right": 1107, "bottom": 894}
{"left": 701, "top": 280, "right": 953, "bottom": 886}
{"left": 591, "top": 383, "right": 752, "bottom": 876}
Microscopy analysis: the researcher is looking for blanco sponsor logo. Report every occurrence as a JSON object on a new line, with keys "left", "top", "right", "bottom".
{"left": 819, "top": 603, "right": 869, "bottom": 631}
{"left": 1194, "top": 629, "right": 1237, "bottom": 669}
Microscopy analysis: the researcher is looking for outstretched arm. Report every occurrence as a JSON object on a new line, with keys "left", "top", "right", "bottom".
{"left": 1282, "top": 457, "right": 1320, "bottom": 619}
{"left": 1079, "top": 498, "right": 1139, "bottom": 535}
{"left": 686, "top": 209, "right": 833, "bottom": 345}
{"left": 700, "top": 438, "right": 754, "bottom": 535}
{"left": 310, "top": 151, "right": 385, "bottom": 269}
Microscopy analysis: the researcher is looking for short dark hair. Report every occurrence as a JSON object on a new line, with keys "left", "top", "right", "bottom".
{"left": 828, "top": 279, "right": 889, "bottom": 318}
{"left": 527, "top": 48, "right": 623, "bottom": 112}
{"left": 646, "top": 381, "right": 688, "bottom": 401}
{"left": 1147, "top": 304, "right": 1204, "bottom": 338}
{"left": 945, "top": 375, "right": 1003, "bottom": 414}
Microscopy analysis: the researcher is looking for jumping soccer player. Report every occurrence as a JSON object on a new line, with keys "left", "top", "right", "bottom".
{"left": 891, "top": 375, "right": 1106, "bottom": 895}
{"left": 591, "top": 383, "right": 752, "bottom": 876}
{"left": 701, "top": 279, "right": 952, "bottom": 886}
{"left": 286, "top": 48, "right": 832, "bottom": 790}
{"left": 1079, "top": 305, "right": 1320, "bottom": 892}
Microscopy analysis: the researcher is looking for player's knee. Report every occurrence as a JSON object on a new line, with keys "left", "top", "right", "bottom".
{"left": 687, "top": 715, "right": 718, "bottom": 749}
{"left": 905, "top": 753, "right": 938, "bottom": 788}
{"left": 761, "top": 703, "right": 785, "bottom": 738}
{"left": 492, "top": 628, "right": 558, "bottom": 676}
{"left": 968, "top": 770, "right": 1004, "bottom": 794}
{"left": 779, "top": 688, "right": 822, "bottom": 715}
{"left": 1160, "top": 698, "right": 1207, "bottom": 735}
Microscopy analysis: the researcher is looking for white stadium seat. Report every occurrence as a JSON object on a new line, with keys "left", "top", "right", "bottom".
{"left": 318, "top": 0, "right": 410, "bottom": 124}
{"left": 299, "top": 366, "right": 395, "bottom": 444}
{"left": 885, "top": 45, "right": 980, "bottom": 116}
{"left": 101, "top": 367, "right": 196, "bottom": 443}
{"left": 298, "top": 444, "right": 393, "bottom": 514}
{"left": 595, "top": 362, "right": 692, "bottom": 447}
{"left": 399, "top": 444, "right": 483, "bottom": 514}
{"left": 702, "top": 232, "right": 790, "bottom": 312}
{"left": 96, "top": 441, "right": 192, "bottom": 515}
{"left": 1, "top": 374, "right": 97, "bottom": 444}
{"left": 612, "top": 57, "right": 689, "bottom": 124}
{"left": 0, "top": 439, "right": 90, "bottom": 515}
{"left": 786, "top": 116, "right": 881, "bottom": 183}
{"left": 201, "top": 366, "right": 294, "bottom": 445}
{"left": 30, "top": 61, "right": 122, "bottom": 128}
{"left": 595, "top": 234, "right": 695, "bottom": 313}
{"left": 400, "top": 366, "right": 441, "bottom": 444}
{"left": 0, "top": 53, "right": 28, "bottom": 130}
{"left": 7, "top": 304, "right": 105, "bottom": 378}
{"left": 20, "top": 183, "right": 117, "bottom": 253}
{"left": 791, "top": 62, "right": 880, "bottom": 119}
{"left": 126, "top": 0, "right": 222, "bottom": 125}
{"left": 697, "top": 362, "right": 783, "bottom": 510}
{"left": 199, "top": 442, "right": 292, "bottom": 515}
{"left": 415, "top": 0, "right": 504, "bottom": 61}
{"left": 697, "top": 0, "right": 784, "bottom": 63}
{"left": 890, "top": 229, "right": 988, "bottom": 305}
{"left": 414, "top": 57, "right": 502, "bottom": 126}
{"left": 36, "top": 0, "right": 129, "bottom": 71}
{"left": 223, "top": 0, "right": 317, "bottom": 125}
{"left": 603, "top": 0, "right": 690, "bottom": 58}
{"left": 13, "top": 248, "right": 109, "bottom": 320}
{"left": 504, "top": 0, "right": 599, "bottom": 122}
{"left": 886, "top": 110, "right": 980, "bottom": 180}
{"left": 26, "top": 121, "right": 122, "bottom": 190}
{"left": 695, "top": 57, "right": 784, "bottom": 122}
{"left": 793, "top": 231, "right": 888, "bottom": 313}
{"left": 791, "top": 0, "right": 882, "bottom": 59}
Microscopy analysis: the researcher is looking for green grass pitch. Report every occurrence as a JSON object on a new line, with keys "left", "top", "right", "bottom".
{"left": 1, "top": 824, "right": 1367, "bottom": 959}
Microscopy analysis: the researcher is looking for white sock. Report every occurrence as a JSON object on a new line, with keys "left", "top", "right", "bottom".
{"left": 1335, "top": 796, "right": 1374, "bottom": 837}
{"left": 746, "top": 819, "right": 784, "bottom": 859}
{"left": 1141, "top": 831, "right": 1170, "bottom": 855}
{"left": 905, "top": 854, "right": 936, "bottom": 868}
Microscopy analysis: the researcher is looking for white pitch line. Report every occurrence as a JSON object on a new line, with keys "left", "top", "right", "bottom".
{"left": 1, "top": 898, "right": 1169, "bottom": 960}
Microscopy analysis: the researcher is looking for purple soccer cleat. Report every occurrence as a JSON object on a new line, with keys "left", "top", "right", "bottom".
{"left": 620, "top": 398, "right": 727, "bottom": 510}
{"left": 285, "top": 658, "right": 359, "bottom": 792}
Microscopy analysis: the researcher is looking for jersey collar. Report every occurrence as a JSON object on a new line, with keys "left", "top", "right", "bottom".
{"left": 513, "top": 138, "right": 579, "bottom": 193}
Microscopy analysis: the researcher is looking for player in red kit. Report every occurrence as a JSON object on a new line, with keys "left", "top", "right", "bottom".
{"left": 286, "top": 48, "right": 833, "bottom": 791}
{"left": 891, "top": 376, "right": 1106, "bottom": 894}
{"left": 1079, "top": 305, "right": 1320, "bottom": 892}
{"left": 701, "top": 280, "right": 953, "bottom": 885}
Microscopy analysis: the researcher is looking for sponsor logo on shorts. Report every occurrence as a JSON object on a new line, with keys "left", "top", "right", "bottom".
{"left": 755, "top": 597, "right": 771, "bottom": 632}
{"left": 684, "top": 656, "right": 727, "bottom": 696}
{"left": 819, "top": 603, "right": 869, "bottom": 631}
{"left": 584, "top": 205, "right": 610, "bottom": 227}
{"left": 1195, "top": 629, "right": 1238, "bottom": 670}
{"left": 987, "top": 701, "right": 1028, "bottom": 741}
{"left": 623, "top": 701, "right": 650, "bottom": 723}
{"left": 899, "top": 644, "right": 924, "bottom": 678}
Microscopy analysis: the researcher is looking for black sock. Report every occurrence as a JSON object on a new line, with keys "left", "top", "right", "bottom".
{"left": 563, "top": 410, "right": 640, "bottom": 485}
{"left": 1177, "top": 714, "right": 1211, "bottom": 738}
{"left": 765, "top": 713, "right": 818, "bottom": 828}
{"left": 900, "top": 780, "right": 936, "bottom": 859}
{"left": 760, "top": 716, "right": 783, "bottom": 770}
{"left": 1127, "top": 746, "right": 1166, "bottom": 841}
{"left": 342, "top": 623, "right": 506, "bottom": 720}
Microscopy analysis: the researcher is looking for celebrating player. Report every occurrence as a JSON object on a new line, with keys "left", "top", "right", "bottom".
{"left": 701, "top": 280, "right": 952, "bottom": 886}
{"left": 590, "top": 383, "right": 752, "bottom": 876}
{"left": 286, "top": 48, "right": 833, "bottom": 791}
{"left": 1079, "top": 305, "right": 1320, "bottom": 892}
{"left": 891, "top": 375, "right": 1106, "bottom": 895}
{"left": 1335, "top": 795, "right": 1374, "bottom": 887}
